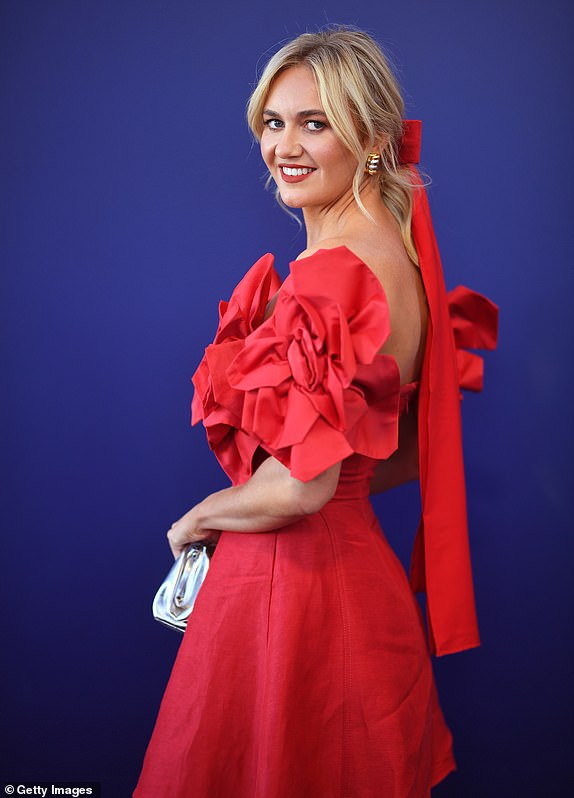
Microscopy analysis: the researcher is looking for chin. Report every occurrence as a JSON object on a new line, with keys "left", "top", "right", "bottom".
{"left": 278, "top": 189, "right": 312, "bottom": 209}
{"left": 280, "top": 197, "right": 305, "bottom": 209}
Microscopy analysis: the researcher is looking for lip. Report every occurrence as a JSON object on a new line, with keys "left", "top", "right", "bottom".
{"left": 278, "top": 164, "right": 316, "bottom": 184}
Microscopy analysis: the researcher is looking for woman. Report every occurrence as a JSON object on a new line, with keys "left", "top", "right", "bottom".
{"left": 134, "top": 27, "right": 497, "bottom": 798}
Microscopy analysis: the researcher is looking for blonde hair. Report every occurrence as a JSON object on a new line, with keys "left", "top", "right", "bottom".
{"left": 247, "top": 26, "right": 420, "bottom": 265}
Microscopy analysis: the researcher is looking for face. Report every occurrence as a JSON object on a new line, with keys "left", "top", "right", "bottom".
{"left": 260, "top": 65, "right": 358, "bottom": 211}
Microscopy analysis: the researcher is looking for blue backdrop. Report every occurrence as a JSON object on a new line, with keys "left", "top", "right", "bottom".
{"left": 1, "top": 1, "right": 572, "bottom": 796}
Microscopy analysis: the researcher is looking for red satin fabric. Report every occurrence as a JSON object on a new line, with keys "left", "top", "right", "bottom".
{"left": 192, "top": 247, "right": 402, "bottom": 484}
{"left": 396, "top": 119, "right": 499, "bottom": 655}
{"left": 447, "top": 285, "right": 498, "bottom": 393}
{"left": 134, "top": 120, "right": 498, "bottom": 796}
{"left": 399, "top": 119, "right": 422, "bottom": 165}
{"left": 407, "top": 163, "right": 498, "bottom": 656}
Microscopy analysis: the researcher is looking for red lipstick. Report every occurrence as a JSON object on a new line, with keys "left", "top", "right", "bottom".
{"left": 278, "top": 164, "right": 316, "bottom": 184}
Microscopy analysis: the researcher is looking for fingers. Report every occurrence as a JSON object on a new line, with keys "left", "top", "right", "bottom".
{"left": 168, "top": 539, "right": 181, "bottom": 560}
{"left": 166, "top": 517, "right": 210, "bottom": 560}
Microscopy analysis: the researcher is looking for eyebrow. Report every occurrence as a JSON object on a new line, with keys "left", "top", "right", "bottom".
{"left": 262, "top": 108, "right": 328, "bottom": 118}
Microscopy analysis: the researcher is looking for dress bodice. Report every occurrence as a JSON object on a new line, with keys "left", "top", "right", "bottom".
{"left": 329, "top": 453, "right": 376, "bottom": 501}
{"left": 191, "top": 242, "right": 498, "bottom": 656}
{"left": 331, "top": 380, "right": 418, "bottom": 502}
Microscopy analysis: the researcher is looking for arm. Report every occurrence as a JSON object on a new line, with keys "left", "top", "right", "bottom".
{"left": 167, "top": 456, "right": 341, "bottom": 559}
{"left": 370, "top": 404, "right": 419, "bottom": 494}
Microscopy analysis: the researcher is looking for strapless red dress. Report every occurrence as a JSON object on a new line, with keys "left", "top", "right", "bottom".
{"left": 133, "top": 245, "right": 498, "bottom": 798}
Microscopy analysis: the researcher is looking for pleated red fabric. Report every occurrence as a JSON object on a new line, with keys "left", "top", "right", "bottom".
{"left": 134, "top": 121, "right": 498, "bottom": 797}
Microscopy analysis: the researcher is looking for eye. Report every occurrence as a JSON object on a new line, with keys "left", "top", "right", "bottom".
{"left": 263, "top": 118, "right": 283, "bottom": 130}
{"left": 305, "top": 120, "right": 326, "bottom": 131}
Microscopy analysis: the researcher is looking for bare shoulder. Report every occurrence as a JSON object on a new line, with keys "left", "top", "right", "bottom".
{"left": 297, "top": 234, "right": 409, "bottom": 288}
{"left": 296, "top": 237, "right": 350, "bottom": 261}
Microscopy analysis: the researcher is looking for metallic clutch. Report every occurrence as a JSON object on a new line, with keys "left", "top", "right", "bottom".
{"left": 152, "top": 541, "right": 216, "bottom": 632}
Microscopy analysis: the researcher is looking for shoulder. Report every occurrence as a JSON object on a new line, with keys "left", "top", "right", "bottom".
{"left": 294, "top": 237, "right": 387, "bottom": 288}
{"left": 296, "top": 236, "right": 405, "bottom": 289}
{"left": 297, "top": 236, "right": 374, "bottom": 266}
{"left": 297, "top": 236, "right": 427, "bottom": 383}
{"left": 286, "top": 240, "right": 391, "bottom": 324}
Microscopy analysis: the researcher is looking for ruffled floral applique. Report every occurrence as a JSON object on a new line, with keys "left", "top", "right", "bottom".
{"left": 192, "top": 247, "right": 402, "bottom": 484}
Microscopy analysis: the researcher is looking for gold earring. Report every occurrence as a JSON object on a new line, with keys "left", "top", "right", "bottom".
{"left": 364, "top": 152, "right": 381, "bottom": 176}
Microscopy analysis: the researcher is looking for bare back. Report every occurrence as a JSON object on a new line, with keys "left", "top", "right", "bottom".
{"left": 298, "top": 204, "right": 428, "bottom": 385}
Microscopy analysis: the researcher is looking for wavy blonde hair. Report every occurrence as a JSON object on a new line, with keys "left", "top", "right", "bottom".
{"left": 247, "top": 26, "right": 420, "bottom": 265}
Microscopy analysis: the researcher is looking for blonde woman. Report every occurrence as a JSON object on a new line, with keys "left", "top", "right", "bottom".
{"left": 134, "top": 26, "right": 497, "bottom": 798}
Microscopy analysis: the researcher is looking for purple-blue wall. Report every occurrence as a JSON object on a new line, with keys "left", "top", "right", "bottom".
{"left": 1, "top": 1, "right": 572, "bottom": 795}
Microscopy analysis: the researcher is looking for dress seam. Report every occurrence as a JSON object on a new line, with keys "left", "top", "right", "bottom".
{"left": 318, "top": 508, "right": 352, "bottom": 798}
{"left": 265, "top": 532, "right": 278, "bottom": 646}
{"left": 254, "top": 531, "right": 278, "bottom": 798}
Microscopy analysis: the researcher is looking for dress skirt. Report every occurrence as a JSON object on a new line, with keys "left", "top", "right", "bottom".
{"left": 134, "top": 454, "right": 456, "bottom": 798}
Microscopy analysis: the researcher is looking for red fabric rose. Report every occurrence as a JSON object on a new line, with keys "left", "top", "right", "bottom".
{"left": 191, "top": 254, "right": 281, "bottom": 484}
{"left": 192, "top": 246, "right": 402, "bottom": 484}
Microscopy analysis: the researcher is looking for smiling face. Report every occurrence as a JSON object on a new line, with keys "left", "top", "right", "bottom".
{"left": 260, "top": 65, "right": 359, "bottom": 211}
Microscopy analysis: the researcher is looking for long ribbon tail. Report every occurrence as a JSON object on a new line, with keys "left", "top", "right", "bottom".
{"left": 408, "top": 165, "right": 499, "bottom": 655}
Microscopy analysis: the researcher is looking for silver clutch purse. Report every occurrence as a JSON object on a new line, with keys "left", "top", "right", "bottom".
{"left": 152, "top": 541, "right": 216, "bottom": 632}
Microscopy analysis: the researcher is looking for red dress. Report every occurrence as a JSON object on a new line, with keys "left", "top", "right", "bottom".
{"left": 133, "top": 243, "right": 497, "bottom": 797}
{"left": 134, "top": 123, "right": 498, "bottom": 797}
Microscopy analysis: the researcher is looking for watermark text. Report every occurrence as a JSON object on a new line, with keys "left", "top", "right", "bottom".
{"left": 3, "top": 784, "right": 100, "bottom": 797}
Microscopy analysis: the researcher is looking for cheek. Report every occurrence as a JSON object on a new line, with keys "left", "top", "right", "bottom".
{"left": 338, "top": 154, "right": 358, "bottom": 180}
{"left": 323, "top": 143, "right": 357, "bottom": 182}
{"left": 260, "top": 135, "right": 274, "bottom": 169}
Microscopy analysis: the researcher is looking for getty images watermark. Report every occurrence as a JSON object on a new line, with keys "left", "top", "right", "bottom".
{"left": 3, "top": 786, "right": 100, "bottom": 797}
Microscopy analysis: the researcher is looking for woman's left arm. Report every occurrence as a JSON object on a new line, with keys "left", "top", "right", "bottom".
{"left": 167, "top": 457, "right": 341, "bottom": 558}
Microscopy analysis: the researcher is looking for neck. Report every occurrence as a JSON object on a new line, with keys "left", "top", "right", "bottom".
{"left": 302, "top": 179, "right": 386, "bottom": 249}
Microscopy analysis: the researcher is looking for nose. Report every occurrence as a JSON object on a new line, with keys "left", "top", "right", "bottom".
{"left": 274, "top": 124, "right": 304, "bottom": 159}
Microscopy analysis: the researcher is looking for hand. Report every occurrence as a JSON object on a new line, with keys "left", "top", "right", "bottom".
{"left": 166, "top": 505, "right": 220, "bottom": 560}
